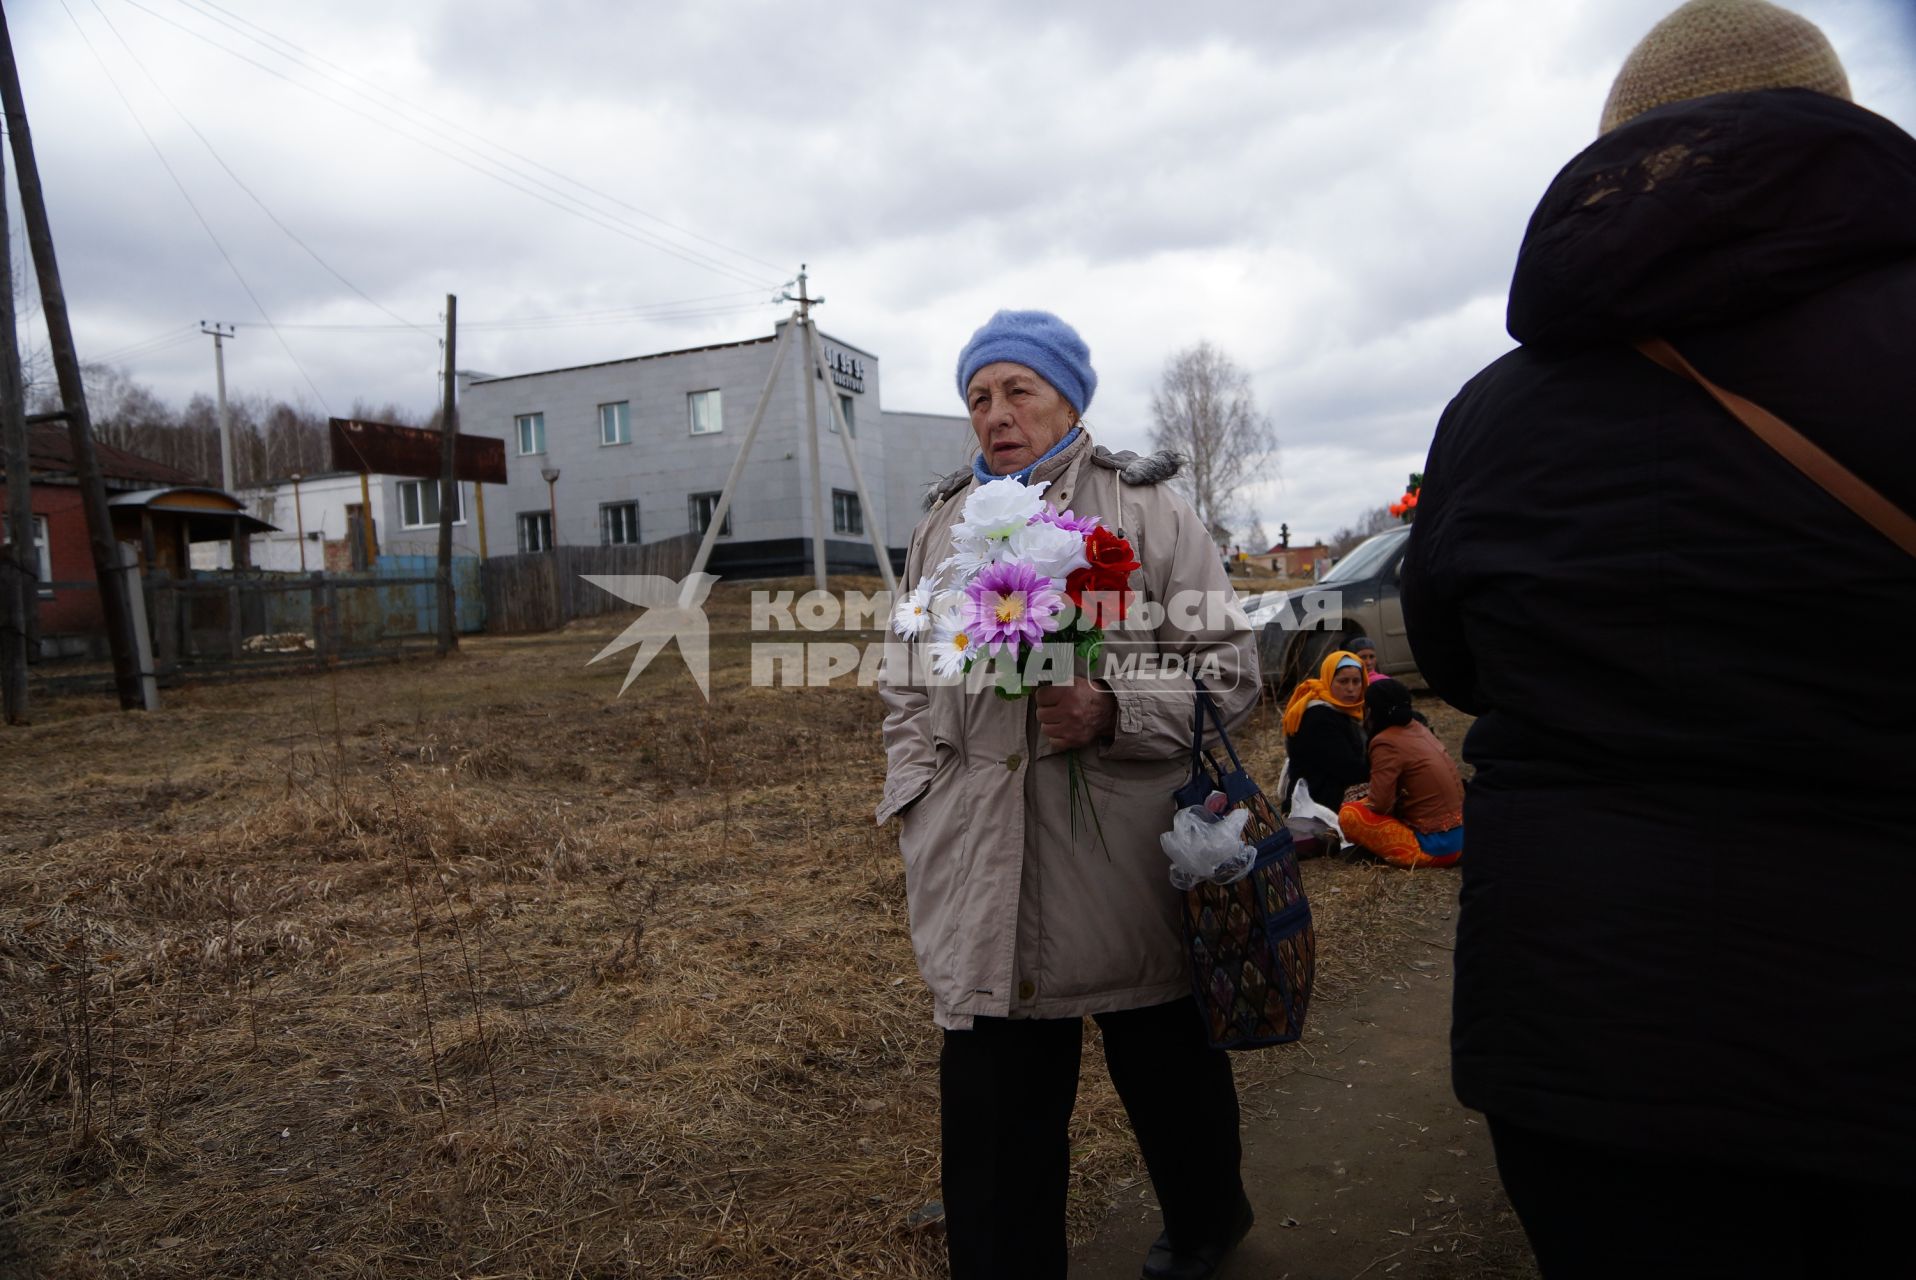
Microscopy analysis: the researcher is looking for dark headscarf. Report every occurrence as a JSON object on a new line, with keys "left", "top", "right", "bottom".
{"left": 1365, "top": 678, "right": 1417, "bottom": 737}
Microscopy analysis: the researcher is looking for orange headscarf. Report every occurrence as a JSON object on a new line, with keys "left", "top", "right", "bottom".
{"left": 1283, "top": 649, "right": 1368, "bottom": 736}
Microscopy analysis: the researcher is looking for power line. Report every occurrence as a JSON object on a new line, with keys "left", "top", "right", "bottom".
{"left": 181, "top": 0, "right": 789, "bottom": 277}
{"left": 115, "top": 0, "right": 781, "bottom": 291}
{"left": 57, "top": 0, "right": 331, "bottom": 412}
{"left": 92, "top": 0, "right": 434, "bottom": 338}
{"left": 231, "top": 296, "right": 776, "bottom": 334}
{"left": 89, "top": 323, "right": 201, "bottom": 364}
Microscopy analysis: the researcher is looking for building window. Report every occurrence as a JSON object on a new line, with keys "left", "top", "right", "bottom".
{"left": 517, "top": 511, "right": 553, "bottom": 553}
{"left": 397, "top": 479, "right": 464, "bottom": 529}
{"left": 832, "top": 489, "right": 863, "bottom": 536}
{"left": 1, "top": 515, "right": 52, "bottom": 595}
{"left": 516, "top": 412, "right": 546, "bottom": 455}
{"left": 602, "top": 501, "right": 640, "bottom": 545}
{"left": 688, "top": 492, "right": 732, "bottom": 538}
{"left": 829, "top": 392, "right": 856, "bottom": 436}
{"left": 688, "top": 389, "right": 723, "bottom": 435}
{"left": 599, "top": 401, "right": 631, "bottom": 446}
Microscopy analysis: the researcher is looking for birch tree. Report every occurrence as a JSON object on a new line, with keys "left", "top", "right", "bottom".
{"left": 1147, "top": 342, "right": 1278, "bottom": 544}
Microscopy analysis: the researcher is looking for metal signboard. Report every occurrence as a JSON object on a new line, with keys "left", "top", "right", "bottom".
{"left": 327, "top": 418, "right": 508, "bottom": 484}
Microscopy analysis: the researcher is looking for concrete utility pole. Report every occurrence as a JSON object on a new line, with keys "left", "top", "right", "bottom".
{"left": 805, "top": 322, "right": 898, "bottom": 598}
{"left": 793, "top": 266, "right": 827, "bottom": 591}
{"left": 200, "top": 322, "right": 235, "bottom": 490}
{"left": 435, "top": 294, "right": 457, "bottom": 655}
{"left": 0, "top": 6, "right": 144, "bottom": 710}
{"left": 681, "top": 314, "right": 794, "bottom": 604}
{"left": 1, "top": 136, "right": 32, "bottom": 723}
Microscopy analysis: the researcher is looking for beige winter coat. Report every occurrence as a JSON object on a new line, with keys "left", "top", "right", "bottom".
{"left": 876, "top": 432, "right": 1258, "bottom": 1029}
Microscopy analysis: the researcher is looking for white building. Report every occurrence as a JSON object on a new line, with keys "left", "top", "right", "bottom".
{"left": 194, "top": 471, "right": 485, "bottom": 572}
{"left": 461, "top": 321, "right": 972, "bottom": 577}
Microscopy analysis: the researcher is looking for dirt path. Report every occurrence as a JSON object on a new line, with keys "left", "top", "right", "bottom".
{"left": 1072, "top": 891, "right": 1537, "bottom": 1280}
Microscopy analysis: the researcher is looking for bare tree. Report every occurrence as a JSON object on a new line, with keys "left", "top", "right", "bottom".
{"left": 1148, "top": 341, "right": 1278, "bottom": 544}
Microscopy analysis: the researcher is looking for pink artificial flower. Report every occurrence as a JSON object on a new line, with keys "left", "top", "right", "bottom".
{"left": 1033, "top": 507, "right": 1101, "bottom": 535}
{"left": 964, "top": 560, "right": 1065, "bottom": 656}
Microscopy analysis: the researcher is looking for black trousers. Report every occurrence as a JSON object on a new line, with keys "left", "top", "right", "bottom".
{"left": 1489, "top": 1116, "right": 1906, "bottom": 1279}
{"left": 939, "top": 997, "right": 1244, "bottom": 1280}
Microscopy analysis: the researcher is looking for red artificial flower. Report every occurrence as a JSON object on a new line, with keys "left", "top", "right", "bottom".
{"left": 1065, "top": 527, "right": 1141, "bottom": 624}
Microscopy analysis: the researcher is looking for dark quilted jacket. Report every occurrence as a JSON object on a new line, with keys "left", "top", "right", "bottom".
{"left": 1404, "top": 89, "right": 1916, "bottom": 1187}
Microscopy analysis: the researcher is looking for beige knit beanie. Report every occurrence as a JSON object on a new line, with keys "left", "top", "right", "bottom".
{"left": 1600, "top": 0, "right": 1852, "bottom": 133}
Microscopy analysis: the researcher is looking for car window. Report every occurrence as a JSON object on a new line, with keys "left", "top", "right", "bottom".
{"left": 1319, "top": 529, "right": 1409, "bottom": 585}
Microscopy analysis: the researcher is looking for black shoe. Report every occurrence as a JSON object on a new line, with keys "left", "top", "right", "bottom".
{"left": 1140, "top": 1193, "right": 1254, "bottom": 1280}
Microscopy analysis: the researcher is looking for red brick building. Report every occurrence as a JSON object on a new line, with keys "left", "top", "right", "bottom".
{"left": 1, "top": 427, "right": 198, "bottom": 636}
{"left": 1262, "top": 540, "right": 1332, "bottom": 578}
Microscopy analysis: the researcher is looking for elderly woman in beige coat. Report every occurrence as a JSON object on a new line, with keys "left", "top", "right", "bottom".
{"left": 877, "top": 310, "right": 1260, "bottom": 1280}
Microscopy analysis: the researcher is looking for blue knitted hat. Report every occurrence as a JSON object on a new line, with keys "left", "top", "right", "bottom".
{"left": 955, "top": 309, "right": 1097, "bottom": 416}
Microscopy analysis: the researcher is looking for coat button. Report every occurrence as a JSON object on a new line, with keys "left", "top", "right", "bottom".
{"left": 1005, "top": 753, "right": 1021, "bottom": 771}
{"left": 1018, "top": 980, "right": 1035, "bottom": 1000}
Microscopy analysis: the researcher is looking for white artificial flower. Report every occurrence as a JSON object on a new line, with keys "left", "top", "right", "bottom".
{"left": 935, "top": 543, "right": 998, "bottom": 583}
{"left": 891, "top": 583, "right": 934, "bottom": 638}
{"left": 952, "top": 476, "right": 1050, "bottom": 545}
{"left": 927, "top": 617, "right": 978, "bottom": 679}
{"left": 1006, "top": 519, "right": 1090, "bottom": 584}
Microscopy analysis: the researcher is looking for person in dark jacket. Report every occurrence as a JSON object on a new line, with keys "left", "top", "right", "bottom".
{"left": 1281, "top": 650, "right": 1368, "bottom": 812}
{"left": 1403, "top": 1, "right": 1916, "bottom": 1274}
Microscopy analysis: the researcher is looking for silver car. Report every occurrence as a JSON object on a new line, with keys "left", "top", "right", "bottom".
{"left": 1249, "top": 526, "right": 1419, "bottom": 693}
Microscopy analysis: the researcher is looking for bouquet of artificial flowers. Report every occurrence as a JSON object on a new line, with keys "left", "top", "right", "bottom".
{"left": 891, "top": 475, "right": 1141, "bottom": 848}
{"left": 891, "top": 475, "right": 1140, "bottom": 689}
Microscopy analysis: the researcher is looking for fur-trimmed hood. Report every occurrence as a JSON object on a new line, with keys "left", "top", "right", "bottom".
{"left": 923, "top": 444, "right": 1183, "bottom": 510}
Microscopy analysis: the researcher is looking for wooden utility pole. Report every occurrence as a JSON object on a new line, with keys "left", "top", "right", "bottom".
{"left": 0, "top": 8, "right": 143, "bottom": 709}
{"left": 435, "top": 293, "right": 457, "bottom": 655}
{"left": 796, "top": 266, "right": 827, "bottom": 591}
{"left": 1, "top": 135, "right": 32, "bottom": 723}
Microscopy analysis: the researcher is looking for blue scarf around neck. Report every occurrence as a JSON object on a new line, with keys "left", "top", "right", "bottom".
{"left": 972, "top": 425, "right": 1082, "bottom": 486}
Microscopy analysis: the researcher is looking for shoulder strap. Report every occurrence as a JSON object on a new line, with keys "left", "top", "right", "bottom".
{"left": 1636, "top": 338, "right": 1916, "bottom": 559}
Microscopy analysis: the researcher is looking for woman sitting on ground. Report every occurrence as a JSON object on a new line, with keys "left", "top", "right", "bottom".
{"left": 1337, "top": 679, "right": 1464, "bottom": 869}
{"left": 1346, "top": 635, "right": 1389, "bottom": 684}
{"left": 1282, "top": 650, "right": 1369, "bottom": 812}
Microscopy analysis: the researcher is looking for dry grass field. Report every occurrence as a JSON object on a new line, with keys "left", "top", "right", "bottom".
{"left": 0, "top": 578, "right": 1472, "bottom": 1278}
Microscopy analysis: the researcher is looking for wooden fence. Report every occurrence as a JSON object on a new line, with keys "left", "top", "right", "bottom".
{"left": 481, "top": 536, "right": 700, "bottom": 635}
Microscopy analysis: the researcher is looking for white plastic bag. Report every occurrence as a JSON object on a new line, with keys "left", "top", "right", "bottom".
{"left": 1160, "top": 802, "right": 1257, "bottom": 890}
{"left": 1283, "top": 779, "right": 1348, "bottom": 849}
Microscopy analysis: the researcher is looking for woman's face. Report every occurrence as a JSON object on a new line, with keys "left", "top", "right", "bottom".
{"left": 966, "top": 362, "right": 1078, "bottom": 474}
{"left": 1355, "top": 647, "right": 1377, "bottom": 675}
{"left": 1331, "top": 667, "right": 1365, "bottom": 703}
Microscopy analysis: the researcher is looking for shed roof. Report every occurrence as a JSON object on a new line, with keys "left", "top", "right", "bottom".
{"left": 109, "top": 486, "right": 277, "bottom": 536}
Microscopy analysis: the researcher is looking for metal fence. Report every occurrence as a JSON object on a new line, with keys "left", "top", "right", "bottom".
{"left": 20, "top": 536, "right": 699, "bottom": 690}
{"left": 142, "top": 559, "right": 482, "bottom": 676}
{"left": 481, "top": 536, "right": 699, "bottom": 635}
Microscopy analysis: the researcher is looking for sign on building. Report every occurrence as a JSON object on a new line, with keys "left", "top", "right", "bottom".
{"left": 328, "top": 418, "right": 508, "bottom": 484}
{"left": 818, "top": 347, "right": 866, "bottom": 394}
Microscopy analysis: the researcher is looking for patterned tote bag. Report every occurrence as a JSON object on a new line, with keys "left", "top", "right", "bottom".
{"left": 1173, "top": 681, "right": 1317, "bottom": 1050}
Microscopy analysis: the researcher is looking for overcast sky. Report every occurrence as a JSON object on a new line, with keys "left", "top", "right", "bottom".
{"left": 11, "top": 0, "right": 1914, "bottom": 545}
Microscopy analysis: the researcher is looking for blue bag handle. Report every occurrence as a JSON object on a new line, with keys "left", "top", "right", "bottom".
{"left": 1173, "top": 678, "right": 1260, "bottom": 811}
